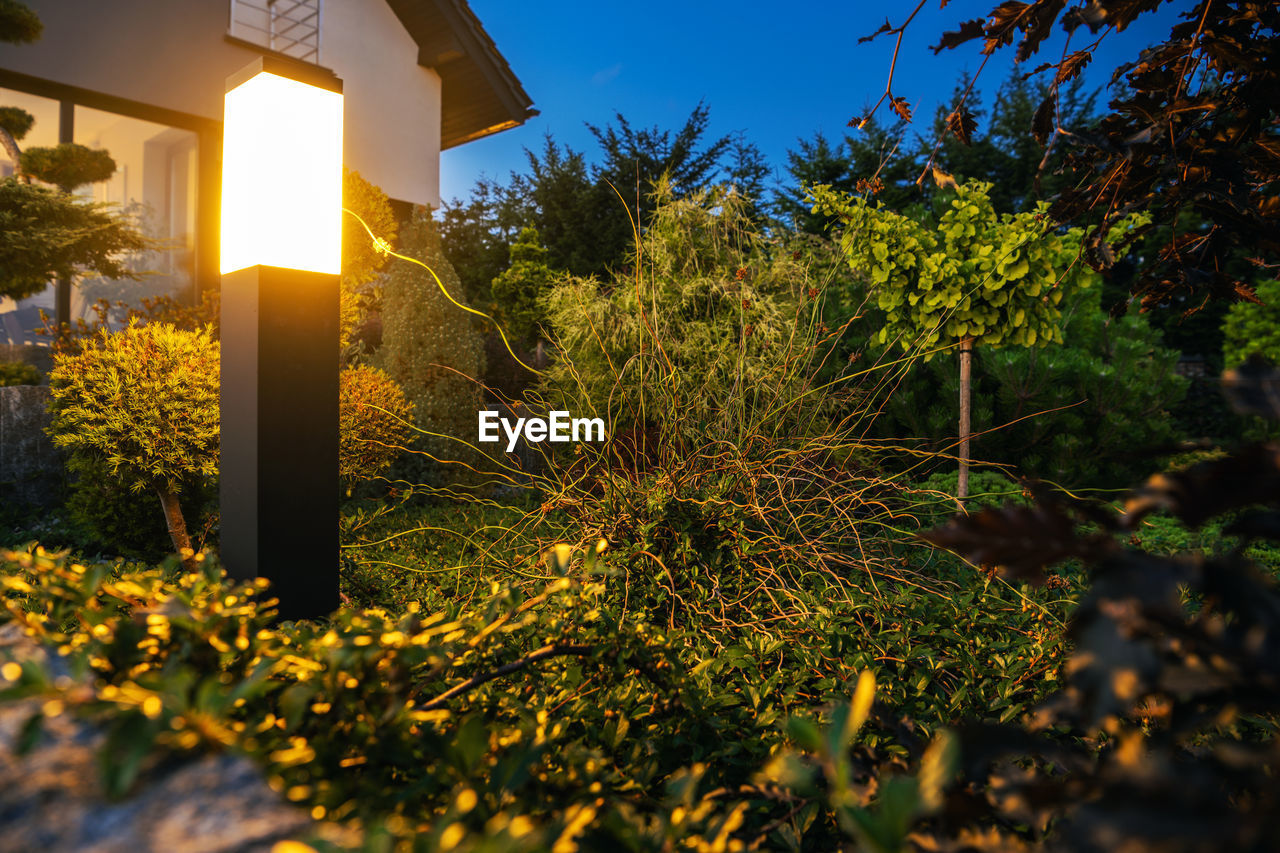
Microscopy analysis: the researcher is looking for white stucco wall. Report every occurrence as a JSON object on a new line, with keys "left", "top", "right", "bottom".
{"left": 3, "top": 0, "right": 440, "bottom": 206}
{"left": 324, "top": 0, "right": 441, "bottom": 207}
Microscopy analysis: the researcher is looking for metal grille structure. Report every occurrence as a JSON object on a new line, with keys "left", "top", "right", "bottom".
{"left": 229, "top": 0, "right": 322, "bottom": 64}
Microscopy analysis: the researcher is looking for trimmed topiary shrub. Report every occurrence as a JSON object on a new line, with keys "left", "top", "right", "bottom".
{"left": 374, "top": 209, "right": 486, "bottom": 489}
{"left": 338, "top": 364, "right": 413, "bottom": 494}
{"left": 45, "top": 321, "right": 219, "bottom": 565}
{"left": 340, "top": 168, "right": 398, "bottom": 358}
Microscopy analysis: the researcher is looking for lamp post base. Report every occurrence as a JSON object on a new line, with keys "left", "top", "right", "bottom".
{"left": 220, "top": 264, "right": 340, "bottom": 621}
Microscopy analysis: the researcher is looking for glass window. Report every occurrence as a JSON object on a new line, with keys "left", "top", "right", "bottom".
{"left": 73, "top": 105, "right": 199, "bottom": 319}
{"left": 0, "top": 88, "right": 60, "bottom": 345}
{"left": 0, "top": 91, "right": 200, "bottom": 345}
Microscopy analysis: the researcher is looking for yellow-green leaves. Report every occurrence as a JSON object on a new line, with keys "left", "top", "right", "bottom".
{"left": 810, "top": 180, "right": 1087, "bottom": 358}
{"left": 46, "top": 321, "right": 220, "bottom": 495}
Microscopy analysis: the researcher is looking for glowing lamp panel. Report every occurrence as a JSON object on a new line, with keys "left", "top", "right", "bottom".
{"left": 221, "top": 72, "right": 342, "bottom": 275}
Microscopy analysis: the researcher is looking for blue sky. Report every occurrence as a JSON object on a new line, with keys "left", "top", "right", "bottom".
{"left": 440, "top": 1, "right": 1193, "bottom": 205}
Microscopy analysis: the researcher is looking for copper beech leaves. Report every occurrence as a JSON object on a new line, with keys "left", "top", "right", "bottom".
{"left": 921, "top": 503, "right": 1110, "bottom": 585}
{"left": 1223, "top": 356, "right": 1280, "bottom": 421}
{"left": 1123, "top": 442, "right": 1280, "bottom": 530}
{"left": 931, "top": 19, "right": 985, "bottom": 54}
{"left": 1055, "top": 49, "right": 1093, "bottom": 85}
{"left": 929, "top": 166, "right": 958, "bottom": 191}
{"left": 945, "top": 106, "right": 978, "bottom": 146}
{"left": 1031, "top": 94, "right": 1055, "bottom": 146}
{"left": 859, "top": 18, "right": 893, "bottom": 44}
{"left": 983, "top": 0, "right": 1031, "bottom": 54}
{"left": 890, "top": 95, "right": 914, "bottom": 123}
{"left": 915, "top": 1, "right": 1280, "bottom": 310}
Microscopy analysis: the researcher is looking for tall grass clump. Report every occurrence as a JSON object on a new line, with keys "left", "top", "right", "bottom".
{"left": 502, "top": 186, "right": 979, "bottom": 647}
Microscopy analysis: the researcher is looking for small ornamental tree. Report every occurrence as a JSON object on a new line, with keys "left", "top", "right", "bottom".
{"left": 338, "top": 365, "right": 413, "bottom": 493}
{"left": 46, "top": 322, "right": 219, "bottom": 566}
{"left": 0, "top": 178, "right": 148, "bottom": 302}
{"left": 811, "top": 179, "right": 1085, "bottom": 501}
{"left": 1, "top": 2, "right": 146, "bottom": 318}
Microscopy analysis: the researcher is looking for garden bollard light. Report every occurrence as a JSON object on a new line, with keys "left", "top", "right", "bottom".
{"left": 219, "top": 56, "right": 343, "bottom": 620}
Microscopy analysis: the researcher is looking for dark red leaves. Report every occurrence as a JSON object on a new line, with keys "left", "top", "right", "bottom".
{"left": 890, "top": 96, "right": 914, "bottom": 123}
{"left": 1223, "top": 358, "right": 1280, "bottom": 421}
{"left": 921, "top": 503, "right": 1109, "bottom": 585}
{"left": 946, "top": 106, "right": 978, "bottom": 146}
{"left": 858, "top": 18, "right": 894, "bottom": 45}
{"left": 1123, "top": 442, "right": 1280, "bottom": 530}
{"left": 1032, "top": 95, "right": 1055, "bottom": 146}
{"left": 1055, "top": 50, "right": 1093, "bottom": 86}
{"left": 932, "top": 19, "right": 985, "bottom": 54}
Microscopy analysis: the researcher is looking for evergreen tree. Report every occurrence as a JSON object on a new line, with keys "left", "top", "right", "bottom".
{"left": 490, "top": 225, "right": 557, "bottom": 347}
{"left": 776, "top": 132, "right": 855, "bottom": 234}
{"left": 437, "top": 174, "right": 529, "bottom": 304}
{"left": 1223, "top": 279, "right": 1280, "bottom": 368}
{"left": 778, "top": 117, "right": 917, "bottom": 234}
{"left": 522, "top": 135, "right": 611, "bottom": 277}
{"left": 723, "top": 132, "right": 770, "bottom": 224}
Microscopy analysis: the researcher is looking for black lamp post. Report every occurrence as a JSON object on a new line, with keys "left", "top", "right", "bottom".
{"left": 219, "top": 56, "right": 343, "bottom": 620}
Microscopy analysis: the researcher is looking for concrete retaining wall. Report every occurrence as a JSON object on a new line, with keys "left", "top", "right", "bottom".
{"left": 0, "top": 385, "right": 63, "bottom": 509}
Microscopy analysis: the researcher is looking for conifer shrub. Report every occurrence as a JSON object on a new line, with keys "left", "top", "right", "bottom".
{"left": 1223, "top": 278, "right": 1280, "bottom": 369}
{"left": 375, "top": 209, "right": 486, "bottom": 489}
{"left": 489, "top": 225, "right": 557, "bottom": 347}
{"left": 338, "top": 364, "right": 412, "bottom": 493}
{"left": 340, "top": 168, "right": 398, "bottom": 358}
{"left": 0, "top": 361, "right": 39, "bottom": 385}
{"left": 45, "top": 322, "right": 219, "bottom": 565}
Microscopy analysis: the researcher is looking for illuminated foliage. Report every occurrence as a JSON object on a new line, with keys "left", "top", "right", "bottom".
{"left": 812, "top": 180, "right": 1080, "bottom": 353}
{"left": 340, "top": 168, "right": 398, "bottom": 355}
{"left": 338, "top": 365, "right": 412, "bottom": 492}
{"left": 45, "top": 322, "right": 219, "bottom": 563}
{"left": 375, "top": 210, "right": 486, "bottom": 486}
{"left": 813, "top": 178, "right": 1089, "bottom": 497}
{"left": 1223, "top": 279, "right": 1280, "bottom": 369}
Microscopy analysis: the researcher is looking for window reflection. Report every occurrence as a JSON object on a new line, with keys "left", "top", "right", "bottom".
{"left": 0, "top": 90, "right": 200, "bottom": 345}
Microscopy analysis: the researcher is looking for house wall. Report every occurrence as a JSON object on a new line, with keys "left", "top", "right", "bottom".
{"left": 4, "top": 0, "right": 441, "bottom": 206}
{"left": 325, "top": 0, "right": 442, "bottom": 208}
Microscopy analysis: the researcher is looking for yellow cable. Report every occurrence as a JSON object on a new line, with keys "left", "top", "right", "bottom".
{"left": 342, "top": 207, "right": 544, "bottom": 377}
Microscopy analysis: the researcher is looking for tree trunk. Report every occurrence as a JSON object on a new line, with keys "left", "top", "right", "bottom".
{"left": 55, "top": 274, "right": 71, "bottom": 343}
{"left": 957, "top": 337, "right": 974, "bottom": 510}
{"left": 0, "top": 126, "right": 25, "bottom": 180}
{"left": 156, "top": 486, "right": 196, "bottom": 570}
